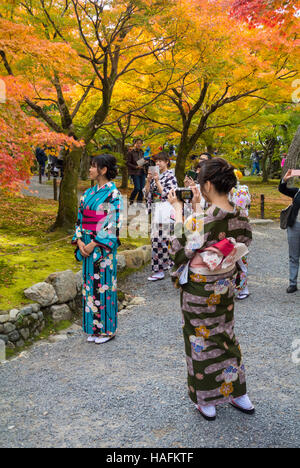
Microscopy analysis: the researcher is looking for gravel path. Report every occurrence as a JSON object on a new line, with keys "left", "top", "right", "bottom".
{"left": 0, "top": 224, "right": 299, "bottom": 448}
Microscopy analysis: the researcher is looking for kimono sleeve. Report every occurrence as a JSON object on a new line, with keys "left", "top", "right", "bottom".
{"left": 169, "top": 218, "right": 203, "bottom": 268}
{"left": 71, "top": 193, "right": 86, "bottom": 245}
{"left": 161, "top": 173, "right": 178, "bottom": 199}
{"left": 236, "top": 212, "right": 253, "bottom": 247}
{"left": 93, "top": 192, "right": 123, "bottom": 259}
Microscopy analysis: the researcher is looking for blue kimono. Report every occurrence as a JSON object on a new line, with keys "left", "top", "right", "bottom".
{"left": 72, "top": 182, "right": 123, "bottom": 337}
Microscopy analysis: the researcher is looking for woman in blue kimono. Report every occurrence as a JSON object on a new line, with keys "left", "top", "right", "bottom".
{"left": 72, "top": 154, "right": 123, "bottom": 344}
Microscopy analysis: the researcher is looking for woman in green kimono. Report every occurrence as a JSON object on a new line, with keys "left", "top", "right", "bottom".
{"left": 168, "top": 158, "right": 254, "bottom": 421}
{"left": 72, "top": 154, "right": 123, "bottom": 345}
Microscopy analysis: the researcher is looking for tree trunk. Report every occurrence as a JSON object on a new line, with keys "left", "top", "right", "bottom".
{"left": 120, "top": 142, "right": 129, "bottom": 189}
{"left": 80, "top": 146, "right": 90, "bottom": 180}
{"left": 175, "top": 140, "right": 190, "bottom": 186}
{"left": 121, "top": 163, "right": 129, "bottom": 189}
{"left": 51, "top": 146, "right": 83, "bottom": 231}
{"left": 283, "top": 125, "right": 300, "bottom": 176}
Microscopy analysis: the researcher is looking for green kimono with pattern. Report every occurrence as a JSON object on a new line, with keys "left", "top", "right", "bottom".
{"left": 170, "top": 205, "right": 252, "bottom": 407}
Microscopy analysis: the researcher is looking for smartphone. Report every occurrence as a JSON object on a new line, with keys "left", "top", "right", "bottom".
{"left": 291, "top": 170, "right": 300, "bottom": 177}
{"left": 149, "top": 166, "right": 159, "bottom": 176}
{"left": 185, "top": 170, "right": 198, "bottom": 181}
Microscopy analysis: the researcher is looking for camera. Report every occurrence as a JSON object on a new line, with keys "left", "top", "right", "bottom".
{"left": 176, "top": 188, "right": 193, "bottom": 201}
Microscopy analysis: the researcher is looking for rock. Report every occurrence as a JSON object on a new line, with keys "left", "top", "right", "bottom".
{"left": 50, "top": 304, "right": 72, "bottom": 323}
{"left": 8, "top": 331, "right": 20, "bottom": 343}
{"left": 16, "top": 339, "right": 25, "bottom": 348}
{"left": 117, "top": 254, "right": 127, "bottom": 272}
{"left": 129, "top": 296, "right": 146, "bottom": 306}
{"left": 19, "top": 306, "right": 33, "bottom": 316}
{"left": 3, "top": 322, "right": 16, "bottom": 334}
{"left": 38, "top": 311, "right": 44, "bottom": 320}
{"left": 0, "top": 335, "right": 8, "bottom": 344}
{"left": 121, "top": 250, "right": 144, "bottom": 269}
{"left": 250, "top": 219, "right": 274, "bottom": 225}
{"left": 46, "top": 270, "right": 77, "bottom": 304}
{"left": 0, "top": 315, "right": 10, "bottom": 324}
{"left": 31, "top": 304, "right": 41, "bottom": 313}
{"left": 24, "top": 283, "right": 58, "bottom": 307}
{"left": 20, "top": 328, "right": 30, "bottom": 340}
{"left": 48, "top": 334, "right": 68, "bottom": 343}
{"left": 75, "top": 271, "right": 83, "bottom": 293}
{"left": 6, "top": 341, "right": 15, "bottom": 349}
{"left": 31, "top": 313, "right": 39, "bottom": 321}
{"left": 135, "top": 246, "right": 151, "bottom": 264}
{"left": 9, "top": 309, "right": 19, "bottom": 321}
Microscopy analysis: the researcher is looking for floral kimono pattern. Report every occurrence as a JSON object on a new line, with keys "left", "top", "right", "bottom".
{"left": 170, "top": 205, "right": 252, "bottom": 407}
{"left": 72, "top": 182, "right": 123, "bottom": 337}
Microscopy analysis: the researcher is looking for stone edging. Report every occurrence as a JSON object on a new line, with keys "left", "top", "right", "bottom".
{"left": 0, "top": 245, "right": 151, "bottom": 352}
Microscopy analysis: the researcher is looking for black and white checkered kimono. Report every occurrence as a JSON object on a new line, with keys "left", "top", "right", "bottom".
{"left": 144, "top": 169, "right": 178, "bottom": 273}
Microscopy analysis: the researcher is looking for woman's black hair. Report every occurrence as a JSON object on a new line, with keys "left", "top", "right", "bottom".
{"left": 153, "top": 151, "right": 171, "bottom": 168}
{"left": 91, "top": 154, "right": 118, "bottom": 180}
{"left": 200, "top": 152, "right": 212, "bottom": 160}
{"left": 195, "top": 160, "right": 207, "bottom": 171}
{"left": 198, "top": 157, "right": 237, "bottom": 195}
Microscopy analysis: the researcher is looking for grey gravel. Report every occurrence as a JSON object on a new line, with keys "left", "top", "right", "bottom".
{"left": 0, "top": 224, "right": 299, "bottom": 448}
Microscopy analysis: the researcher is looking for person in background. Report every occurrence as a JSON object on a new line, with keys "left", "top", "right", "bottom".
{"left": 281, "top": 153, "right": 287, "bottom": 169}
{"left": 279, "top": 169, "right": 300, "bottom": 294}
{"left": 35, "top": 146, "right": 48, "bottom": 176}
{"left": 72, "top": 154, "right": 123, "bottom": 344}
{"left": 230, "top": 170, "right": 252, "bottom": 300}
{"left": 144, "top": 152, "right": 178, "bottom": 281}
{"left": 250, "top": 150, "right": 261, "bottom": 175}
{"left": 191, "top": 152, "right": 213, "bottom": 165}
{"left": 184, "top": 160, "right": 208, "bottom": 212}
{"left": 127, "top": 138, "right": 146, "bottom": 205}
{"left": 168, "top": 158, "right": 254, "bottom": 421}
{"left": 144, "top": 146, "right": 151, "bottom": 159}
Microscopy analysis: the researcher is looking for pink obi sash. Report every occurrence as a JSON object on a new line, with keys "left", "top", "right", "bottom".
{"left": 82, "top": 209, "right": 107, "bottom": 231}
{"left": 190, "top": 237, "right": 248, "bottom": 272}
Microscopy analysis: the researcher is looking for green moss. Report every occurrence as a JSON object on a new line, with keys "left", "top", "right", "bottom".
{"left": 4, "top": 318, "right": 73, "bottom": 360}
{"left": 0, "top": 191, "right": 149, "bottom": 310}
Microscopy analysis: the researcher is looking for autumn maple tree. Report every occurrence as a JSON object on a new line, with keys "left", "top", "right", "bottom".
{"left": 0, "top": 0, "right": 178, "bottom": 229}
{"left": 0, "top": 15, "right": 81, "bottom": 193}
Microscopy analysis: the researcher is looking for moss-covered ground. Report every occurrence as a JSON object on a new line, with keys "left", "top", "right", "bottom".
{"left": 0, "top": 181, "right": 149, "bottom": 310}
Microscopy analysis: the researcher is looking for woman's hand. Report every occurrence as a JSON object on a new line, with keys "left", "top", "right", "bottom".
{"left": 77, "top": 239, "right": 89, "bottom": 258}
{"left": 191, "top": 186, "right": 201, "bottom": 205}
{"left": 146, "top": 172, "right": 153, "bottom": 183}
{"left": 283, "top": 169, "right": 293, "bottom": 182}
{"left": 168, "top": 189, "right": 183, "bottom": 223}
{"left": 168, "top": 189, "right": 181, "bottom": 208}
{"left": 153, "top": 172, "right": 160, "bottom": 183}
{"left": 84, "top": 241, "right": 97, "bottom": 257}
